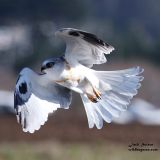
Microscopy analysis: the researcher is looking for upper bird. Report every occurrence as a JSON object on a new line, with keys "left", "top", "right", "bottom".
{"left": 14, "top": 28, "right": 144, "bottom": 133}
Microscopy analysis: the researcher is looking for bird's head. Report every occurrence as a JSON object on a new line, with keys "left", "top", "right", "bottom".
{"left": 41, "top": 59, "right": 56, "bottom": 73}
{"left": 41, "top": 57, "right": 64, "bottom": 74}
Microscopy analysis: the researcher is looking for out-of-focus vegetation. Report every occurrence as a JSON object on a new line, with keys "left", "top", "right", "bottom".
{"left": 0, "top": 0, "right": 160, "bottom": 71}
{"left": 0, "top": 142, "right": 160, "bottom": 160}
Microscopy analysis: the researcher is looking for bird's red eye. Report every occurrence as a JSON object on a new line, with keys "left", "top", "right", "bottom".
{"left": 46, "top": 62, "right": 55, "bottom": 68}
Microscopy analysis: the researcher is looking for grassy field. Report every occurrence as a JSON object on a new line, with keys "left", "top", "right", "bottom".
{"left": 0, "top": 141, "right": 159, "bottom": 160}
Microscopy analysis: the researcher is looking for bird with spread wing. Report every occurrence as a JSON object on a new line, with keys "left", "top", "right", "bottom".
{"left": 14, "top": 28, "right": 144, "bottom": 133}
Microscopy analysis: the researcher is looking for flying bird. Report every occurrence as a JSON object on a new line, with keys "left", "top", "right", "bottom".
{"left": 14, "top": 28, "right": 144, "bottom": 133}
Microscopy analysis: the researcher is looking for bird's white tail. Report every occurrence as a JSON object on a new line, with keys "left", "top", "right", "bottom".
{"left": 81, "top": 66, "right": 144, "bottom": 129}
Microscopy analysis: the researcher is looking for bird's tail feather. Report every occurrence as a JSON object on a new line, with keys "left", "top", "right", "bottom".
{"left": 81, "top": 66, "right": 144, "bottom": 129}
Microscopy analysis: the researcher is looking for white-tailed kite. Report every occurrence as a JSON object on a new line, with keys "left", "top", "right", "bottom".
{"left": 14, "top": 28, "right": 144, "bottom": 133}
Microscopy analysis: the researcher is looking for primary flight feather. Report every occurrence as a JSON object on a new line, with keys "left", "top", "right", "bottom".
{"left": 15, "top": 28, "right": 144, "bottom": 133}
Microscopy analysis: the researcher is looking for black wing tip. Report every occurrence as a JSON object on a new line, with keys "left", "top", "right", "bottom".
{"left": 14, "top": 90, "right": 27, "bottom": 129}
{"left": 14, "top": 90, "right": 25, "bottom": 107}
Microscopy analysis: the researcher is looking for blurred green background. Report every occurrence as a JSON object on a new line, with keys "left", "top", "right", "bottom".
{"left": 0, "top": 0, "right": 160, "bottom": 160}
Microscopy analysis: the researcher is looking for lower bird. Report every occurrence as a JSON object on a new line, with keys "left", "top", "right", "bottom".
{"left": 14, "top": 28, "right": 144, "bottom": 133}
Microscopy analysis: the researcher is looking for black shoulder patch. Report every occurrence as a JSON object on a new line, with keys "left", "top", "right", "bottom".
{"left": 69, "top": 31, "right": 80, "bottom": 37}
{"left": 79, "top": 31, "right": 110, "bottom": 47}
{"left": 19, "top": 82, "right": 27, "bottom": 94}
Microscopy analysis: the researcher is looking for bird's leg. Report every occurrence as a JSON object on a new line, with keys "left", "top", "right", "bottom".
{"left": 82, "top": 78, "right": 101, "bottom": 103}
{"left": 86, "top": 87, "right": 101, "bottom": 103}
{"left": 93, "top": 87, "right": 101, "bottom": 100}
{"left": 87, "top": 93, "right": 98, "bottom": 103}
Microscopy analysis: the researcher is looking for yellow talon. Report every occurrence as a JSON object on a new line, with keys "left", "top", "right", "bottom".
{"left": 87, "top": 94, "right": 98, "bottom": 103}
{"left": 93, "top": 87, "right": 101, "bottom": 99}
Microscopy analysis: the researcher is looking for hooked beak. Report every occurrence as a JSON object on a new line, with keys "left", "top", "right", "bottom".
{"left": 41, "top": 66, "right": 46, "bottom": 73}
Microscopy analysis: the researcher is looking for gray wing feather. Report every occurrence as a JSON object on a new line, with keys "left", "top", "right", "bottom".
{"left": 14, "top": 68, "right": 72, "bottom": 133}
